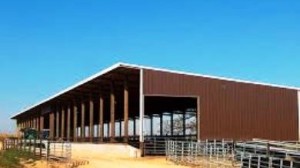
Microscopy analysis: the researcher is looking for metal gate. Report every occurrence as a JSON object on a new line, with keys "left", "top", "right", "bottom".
{"left": 143, "top": 136, "right": 196, "bottom": 156}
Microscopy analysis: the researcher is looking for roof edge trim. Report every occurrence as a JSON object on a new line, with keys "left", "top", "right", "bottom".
{"left": 119, "top": 62, "right": 300, "bottom": 91}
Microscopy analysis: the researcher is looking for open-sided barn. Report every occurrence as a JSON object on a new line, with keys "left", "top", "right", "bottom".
{"left": 11, "top": 62, "right": 300, "bottom": 154}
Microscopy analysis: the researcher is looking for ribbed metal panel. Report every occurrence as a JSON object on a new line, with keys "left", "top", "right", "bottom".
{"left": 143, "top": 69, "right": 298, "bottom": 141}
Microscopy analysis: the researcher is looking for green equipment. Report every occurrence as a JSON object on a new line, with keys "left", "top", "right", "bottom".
{"left": 21, "top": 128, "right": 38, "bottom": 139}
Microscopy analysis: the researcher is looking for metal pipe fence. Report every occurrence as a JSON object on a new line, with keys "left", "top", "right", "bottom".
{"left": 166, "top": 139, "right": 300, "bottom": 168}
{"left": 143, "top": 136, "right": 196, "bottom": 156}
{"left": 2, "top": 138, "right": 72, "bottom": 163}
{"left": 166, "top": 140, "right": 237, "bottom": 167}
{"left": 235, "top": 141, "right": 300, "bottom": 168}
{"left": 47, "top": 140, "right": 72, "bottom": 162}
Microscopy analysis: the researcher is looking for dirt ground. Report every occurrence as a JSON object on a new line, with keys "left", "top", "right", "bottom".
{"left": 22, "top": 157, "right": 234, "bottom": 168}
{"left": 71, "top": 144, "right": 189, "bottom": 168}
{"left": 22, "top": 143, "right": 190, "bottom": 168}
{"left": 22, "top": 156, "right": 189, "bottom": 168}
{"left": 21, "top": 143, "right": 234, "bottom": 168}
{"left": 76, "top": 156, "right": 189, "bottom": 168}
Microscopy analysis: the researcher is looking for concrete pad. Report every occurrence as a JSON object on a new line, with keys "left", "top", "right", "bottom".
{"left": 71, "top": 143, "right": 141, "bottom": 158}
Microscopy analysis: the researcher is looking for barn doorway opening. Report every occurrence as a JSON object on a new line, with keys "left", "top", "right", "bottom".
{"left": 143, "top": 96, "right": 198, "bottom": 155}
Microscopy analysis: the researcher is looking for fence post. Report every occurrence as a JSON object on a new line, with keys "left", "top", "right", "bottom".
{"left": 181, "top": 142, "right": 184, "bottom": 163}
{"left": 165, "top": 141, "right": 168, "bottom": 160}
{"left": 232, "top": 140, "right": 235, "bottom": 158}
{"left": 258, "top": 156, "right": 261, "bottom": 167}
{"left": 290, "top": 161, "right": 293, "bottom": 168}
{"left": 29, "top": 139, "right": 32, "bottom": 153}
{"left": 169, "top": 140, "right": 171, "bottom": 161}
{"left": 33, "top": 138, "right": 36, "bottom": 156}
{"left": 216, "top": 147, "right": 219, "bottom": 161}
{"left": 154, "top": 137, "right": 156, "bottom": 154}
{"left": 174, "top": 141, "right": 177, "bottom": 162}
{"left": 194, "top": 142, "right": 197, "bottom": 164}
{"left": 23, "top": 139, "right": 26, "bottom": 151}
{"left": 248, "top": 154, "right": 252, "bottom": 168}
{"left": 15, "top": 139, "right": 18, "bottom": 150}
{"left": 242, "top": 142, "right": 245, "bottom": 156}
{"left": 210, "top": 145, "right": 212, "bottom": 160}
{"left": 170, "top": 141, "right": 172, "bottom": 161}
{"left": 170, "top": 140, "right": 172, "bottom": 159}
{"left": 222, "top": 139, "right": 225, "bottom": 158}
{"left": 188, "top": 142, "right": 191, "bottom": 163}
{"left": 39, "top": 139, "right": 42, "bottom": 158}
{"left": 205, "top": 139, "right": 208, "bottom": 155}
{"left": 240, "top": 150, "right": 244, "bottom": 163}
{"left": 62, "top": 141, "right": 64, "bottom": 158}
{"left": 266, "top": 143, "right": 270, "bottom": 158}
{"left": 191, "top": 143, "right": 194, "bottom": 164}
{"left": 269, "top": 157, "right": 272, "bottom": 168}
{"left": 18, "top": 139, "right": 20, "bottom": 149}
{"left": 50, "top": 141, "right": 56, "bottom": 159}
{"left": 14, "top": 139, "right": 17, "bottom": 150}
{"left": 214, "top": 140, "right": 216, "bottom": 155}
{"left": 47, "top": 141, "right": 50, "bottom": 161}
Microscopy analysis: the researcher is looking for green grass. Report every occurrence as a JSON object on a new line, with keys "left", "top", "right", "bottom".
{"left": 0, "top": 149, "right": 37, "bottom": 168}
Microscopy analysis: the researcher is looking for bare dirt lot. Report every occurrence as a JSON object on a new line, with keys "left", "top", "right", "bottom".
{"left": 22, "top": 157, "right": 189, "bottom": 168}
{"left": 71, "top": 143, "right": 189, "bottom": 168}
{"left": 77, "top": 156, "right": 188, "bottom": 168}
{"left": 22, "top": 143, "right": 190, "bottom": 168}
{"left": 2, "top": 142, "right": 233, "bottom": 168}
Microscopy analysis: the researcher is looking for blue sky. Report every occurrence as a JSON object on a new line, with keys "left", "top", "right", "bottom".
{"left": 0, "top": 0, "right": 299, "bottom": 132}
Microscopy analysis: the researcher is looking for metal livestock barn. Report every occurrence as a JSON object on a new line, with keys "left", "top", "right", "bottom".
{"left": 11, "top": 62, "right": 300, "bottom": 154}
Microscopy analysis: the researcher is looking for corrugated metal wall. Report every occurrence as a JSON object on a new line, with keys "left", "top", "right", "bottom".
{"left": 143, "top": 69, "right": 298, "bottom": 141}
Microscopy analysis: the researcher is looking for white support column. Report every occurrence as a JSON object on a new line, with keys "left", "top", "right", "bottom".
{"left": 298, "top": 91, "right": 300, "bottom": 141}
{"left": 139, "top": 68, "right": 145, "bottom": 153}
